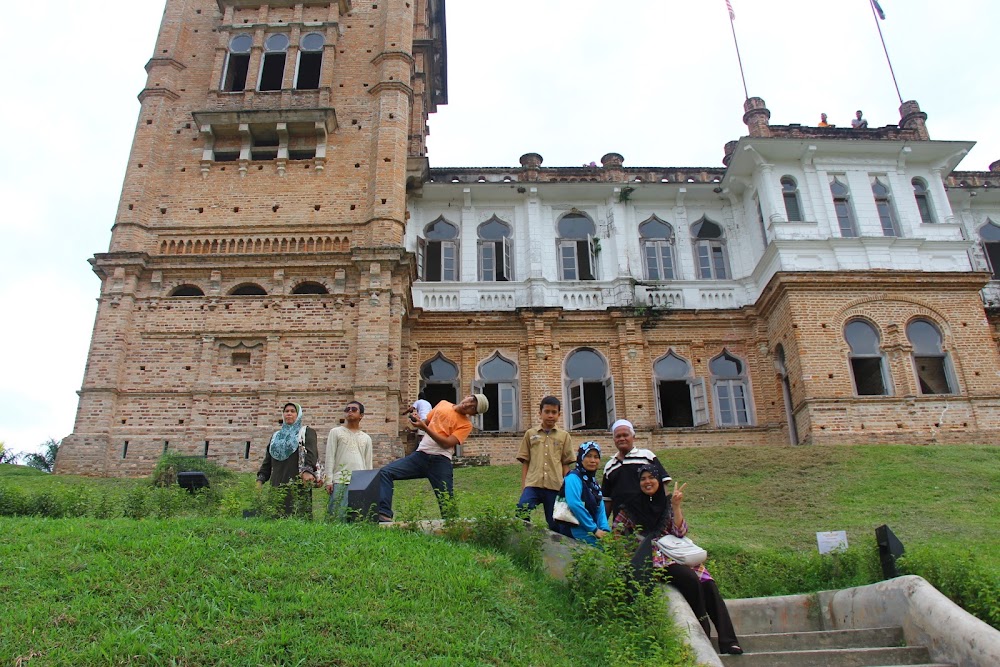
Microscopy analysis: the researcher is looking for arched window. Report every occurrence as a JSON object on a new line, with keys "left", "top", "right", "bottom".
{"left": 557, "top": 212, "right": 598, "bottom": 280}
{"left": 473, "top": 353, "right": 519, "bottom": 431}
{"left": 221, "top": 34, "right": 252, "bottom": 92}
{"left": 979, "top": 220, "right": 1000, "bottom": 280}
{"left": 845, "top": 320, "right": 890, "bottom": 396}
{"left": 912, "top": 178, "right": 935, "bottom": 224}
{"left": 691, "top": 217, "right": 729, "bottom": 280}
{"left": 564, "top": 348, "right": 614, "bottom": 430}
{"left": 653, "top": 351, "right": 707, "bottom": 427}
{"left": 907, "top": 319, "right": 954, "bottom": 394}
{"left": 871, "top": 177, "right": 901, "bottom": 237}
{"left": 417, "top": 217, "right": 459, "bottom": 282}
{"left": 710, "top": 351, "right": 753, "bottom": 426}
{"left": 258, "top": 33, "right": 289, "bottom": 91}
{"left": 774, "top": 344, "right": 799, "bottom": 444}
{"left": 229, "top": 283, "right": 267, "bottom": 296}
{"left": 169, "top": 284, "right": 204, "bottom": 297}
{"left": 477, "top": 216, "right": 512, "bottom": 281}
{"left": 781, "top": 176, "right": 803, "bottom": 222}
{"left": 294, "top": 32, "right": 324, "bottom": 90}
{"left": 830, "top": 177, "right": 858, "bottom": 237}
{"left": 639, "top": 216, "right": 675, "bottom": 280}
{"left": 292, "top": 281, "right": 329, "bottom": 294}
{"left": 419, "top": 353, "right": 459, "bottom": 407}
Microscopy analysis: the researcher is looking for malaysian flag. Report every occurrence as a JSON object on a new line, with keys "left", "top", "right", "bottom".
{"left": 871, "top": 0, "right": 886, "bottom": 19}
{"left": 725, "top": 0, "right": 735, "bottom": 20}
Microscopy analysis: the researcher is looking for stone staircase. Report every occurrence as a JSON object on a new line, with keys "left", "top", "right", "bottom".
{"left": 717, "top": 622, "right": 952, "bottom": 667}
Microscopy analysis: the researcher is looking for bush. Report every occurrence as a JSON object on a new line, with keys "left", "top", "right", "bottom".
{"left": 150, "top": 453, "right": 233, "bottom": 488}
{"left": 898, "top": 546, "right": 1000, "bottom": 630}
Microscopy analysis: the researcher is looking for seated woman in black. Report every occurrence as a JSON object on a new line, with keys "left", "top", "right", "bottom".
{"left": 612, "top": 464, "right": 743, "bottom": 655}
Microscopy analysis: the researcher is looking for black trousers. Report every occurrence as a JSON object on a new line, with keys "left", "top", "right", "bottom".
{"left": 664, "top": 563, "right": 739, "bottom": 650}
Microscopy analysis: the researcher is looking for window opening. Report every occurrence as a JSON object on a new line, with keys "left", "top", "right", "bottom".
{"left": 912, "top": 178, "right": 935, "bottom": 224}
{"left": 564, "top": 348, "right": 614, "bottom": 430}
{"left": 830, "top": 178, "right": 858, "bottom": 237}
{"left": 639, "top": 216, "right": 675, "bottom": 280}
{"left": 477, "top": 216, "right": 513, "bottom": 281}
{"left": 292, "top": 281, "right": 329, "bottom": 294}
{"left": 653, "top": 351, "right": 707, "bottom": 427}
{"left": 692, "top": 217, "right": 729, "bottom": 279}
{"left": 295, "top": 32, "right": 324, "bottom": 89}
{"left": 418, "top": 217, "right": 459, "bottom": 281}
{"left": 472, "top": 353, "right": 518, "bottom": 431}
{"left": 775, "top": 345, "right": 799, "bottom": 444}
{"left": 979, "top": 221, "right": 1000, "bottom": 280}
{"left": 170, "top": 285, "right": 204, "bottom": 297}
{"left": 557, "top": 212, "right": 598, "bottom": 281}
{"left": 907, "top": 319, "right": 954, "bottom": 394}
{"left": 845, "top": 320, "right": 890, "bottom": 396}
{"left": 710, "top": 351, "right": 753, "bottom": 426}
{"left": 222, "top": 34, "right": 252, "bottom": 92}
{"left": 419, "top": 353, "right": 459, "bottom": 407}
{"left": 229, "top": 284, "right": 267, "bottom": 296}
{"left": 781, "top": 176, "right": 803, "bottom": 221}
{"left": 259, "top": 33, "right": 289, "bottom": 91}
{"left": 872, "top": 178, "right": 901, "bottom": 237}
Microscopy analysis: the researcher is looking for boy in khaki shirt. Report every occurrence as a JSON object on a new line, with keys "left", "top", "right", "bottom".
{"left": 516, "top": 396, "right": 575, "bottom": 530}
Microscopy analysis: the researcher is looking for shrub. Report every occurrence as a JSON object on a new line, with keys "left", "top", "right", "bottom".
{"left": 150, "top": 453, "right": 233, "bottom": 489}
{"left": 898, "top": 546, "right": 1000, "bottom": 630}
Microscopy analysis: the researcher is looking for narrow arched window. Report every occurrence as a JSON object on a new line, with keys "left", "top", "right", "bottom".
{"left": 774, "top": 344, "right": 799, "bottom": 444}
{"left": 830, "top": 177, "right": 858, "bottom": 237}
{"left": 557, "top": 212, "right": 598, "bottom": 280}
{"left": 417, "top": 217, "right": 459, "bottom": 281}
{"left": 477, "top": 216, "right": 513, "bottom": 281}
{"left": 639, "top": 216, "right": 675, "bottom": 280}
{"left": 473, "top": 353, "right": 519, "bottom": 431}
{"left": 781, "top": 176, "right": 803, "bottom": 222}
{"left": 908, "top": 320, "right": 954, "bottom": 394}
{"left": 564, "top": 348, "right": 614, "bottom": 430}
{"left": 295, "top": 32, "right": 324, "bottom": 90}
{"left": 710, "top": 351, "right": 753, "bottom": 426}
{"left": 258, "top": 33, "right": 289, "bottom": 91}
{"left": 871, "top": 177, "right": 901, "bottom": 237}
{"left": 692, "top": 217, "right": 729, "bottom": 279}
{"left": 845, "top": 320, "right": 890, "bottom": 396}
{"left": 979, "top": 220, "right": 1000, "bottom": 280}
{"left": 912, "top": 178, "right": 935, "bottom": 224}
{"left": 419, "top": 353, "right": 459, "bottom": 407}
{"left": 221, "top": 34, "right": 252, "bottom": 92}
{"left": 653, "top": 351, "right": 707, "bottom": 427}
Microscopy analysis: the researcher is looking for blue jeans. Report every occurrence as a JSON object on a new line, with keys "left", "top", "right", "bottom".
{"left": 516, "top": 486, "right": 559, "bottom": 530}
{"left": 378, "top": 450, "right": 455, "bottom": 519}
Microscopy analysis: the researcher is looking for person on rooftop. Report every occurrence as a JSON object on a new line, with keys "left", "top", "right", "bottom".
{"left": 818, "top": 113, "right": 831, "bottom": 127}
{"left": 851, "top": 110, "right": 869, "bottom": 129}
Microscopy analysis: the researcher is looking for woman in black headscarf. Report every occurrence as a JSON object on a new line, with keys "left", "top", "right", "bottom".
{"left": 256, "top": 402, "right": 318, "bottom": 517}
{"left": 612, "top": 464, "right": 743, "bottom": 655}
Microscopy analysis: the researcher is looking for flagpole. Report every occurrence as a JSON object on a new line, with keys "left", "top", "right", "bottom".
{"left": 869, "top": 0, "right": 903, "bottom": 104}
{"left": 727, "top": 4, "right": 749, "bottom": 100}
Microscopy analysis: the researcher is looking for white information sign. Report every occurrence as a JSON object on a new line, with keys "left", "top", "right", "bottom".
{"left": 816, "top": 530, "right": 849, "bottom": 554}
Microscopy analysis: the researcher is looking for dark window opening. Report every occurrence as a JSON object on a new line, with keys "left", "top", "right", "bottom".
{"left": 230, "top": 284, "right": 267, "bottom": 296}
{"left": 259, "top": 53, "right": 286, "bottom": 91}
{"left": 288, "top": 148, "right": 316, "bottom": 160}
{"left": 122, "top": 441, "right": 129, "bottom": 459}
{"left": 481, "top": 383, "right": 501, "bottom": 431}
{"left": 296, "top": 52, "right": 322, "bottom": 89}
{"left": 658, "top": 380, "right": 694, "bottom": 427}
{"left": 576, "top": 381, "right": 609, "bottom": 431}
{"left": 170, "top": 285, "right": 204, "bottom": 297}
{"left": 422, "top": 383, "right": 457, "bottom": 408}
{"left": 223, "top": 54, "right": 250, "bottom": 92}
{"left": 293, "top": 282, "right": 329, "bottom": 294}
{"left": 851, "top": 358, "right": 887, "bottom": 395}
{"left": 163, "top": 441, "right": 169, "bottom": 453}
{"left": 232, "top": 352, "right": 251, "bottom": 365}
{"left": 914, "top": 358, "right": 950, "bottom": 394}
{"left": 215, "top": 151, "right": 239, "bottom": 162}
{"left": 204, "top": 441, "right": 210, "bottom": 457}
{"left": 244, "top": 442, "right": 251, "bottom": 459}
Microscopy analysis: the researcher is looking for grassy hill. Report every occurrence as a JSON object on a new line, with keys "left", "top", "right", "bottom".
{"left": 1, "top": 444, "right": 997, "bottom": 664}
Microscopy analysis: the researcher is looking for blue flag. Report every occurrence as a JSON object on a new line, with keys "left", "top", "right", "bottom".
{"left": 871, "top": 0, "right": 886, "bottom": 20}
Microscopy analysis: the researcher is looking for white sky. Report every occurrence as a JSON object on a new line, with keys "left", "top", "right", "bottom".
{"left": 0, "top": 0, "right": 997, "bottom": 456}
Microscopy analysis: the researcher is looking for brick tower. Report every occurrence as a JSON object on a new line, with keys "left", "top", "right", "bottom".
{"left": 58, "top": 0, "right": 447, "bottom": 475}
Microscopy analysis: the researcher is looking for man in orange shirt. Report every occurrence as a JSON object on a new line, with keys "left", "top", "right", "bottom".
{"left": 378, "top": 394, "right": 489, "bottom": 521}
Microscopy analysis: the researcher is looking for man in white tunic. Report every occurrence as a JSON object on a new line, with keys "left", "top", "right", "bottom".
{"left": 324, "top": 400, "right": 373, "bottom": 519}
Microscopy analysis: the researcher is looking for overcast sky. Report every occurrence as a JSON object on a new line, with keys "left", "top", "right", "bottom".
{"left": 0, "top": 0, "right": 997, "bottom": 456}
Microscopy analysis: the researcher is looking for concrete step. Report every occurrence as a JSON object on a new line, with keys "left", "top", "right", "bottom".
{"left": 724, "top": 626, "right": 904, "bottom": 653}
{"left": 718, "top": 645, "right": 932, "bottom": 667}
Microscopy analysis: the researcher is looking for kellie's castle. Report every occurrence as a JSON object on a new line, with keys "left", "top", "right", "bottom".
{"left": 57, "top": 0, "right": 1000, "bottom": 475}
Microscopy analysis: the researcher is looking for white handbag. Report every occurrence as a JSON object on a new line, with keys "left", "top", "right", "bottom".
{"left": 552, "top": 497, "right": 579, "bottom": 525}
{"left": 655, "top": 534, "right": 707, "bottom": 566}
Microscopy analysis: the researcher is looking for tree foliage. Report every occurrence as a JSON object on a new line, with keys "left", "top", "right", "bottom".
{"left": 21, "top": 439, "right": 60, "bottom": 473}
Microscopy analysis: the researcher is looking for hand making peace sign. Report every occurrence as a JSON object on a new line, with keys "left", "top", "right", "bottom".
{"left": 671, "top": 480, "right": 687, "bottom": 508}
